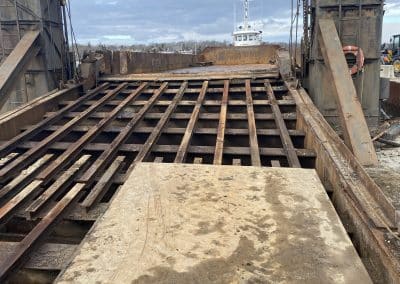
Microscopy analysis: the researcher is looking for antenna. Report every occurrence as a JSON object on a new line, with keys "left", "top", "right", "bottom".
{"left": 243, "top": 0, "right": 249, "bottom": 30}
{"left": 234, "top": 0, "right": 237, "bottom": 31}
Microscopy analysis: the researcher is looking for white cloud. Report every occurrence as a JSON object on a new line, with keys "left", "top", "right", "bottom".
{"left": 70, "top": 1, "right": 399, "bottom": 45}
{"left": 95, "top": 0, "right": 118, "bottom": 5}
{"left": 103, "top": 35, "right": 132, "bottom": 40}
{"left": 385, "top": 2, "right": 400, "bottom": 16}
{"left": 181, "top": 31, "right": 231, "bottom": 42}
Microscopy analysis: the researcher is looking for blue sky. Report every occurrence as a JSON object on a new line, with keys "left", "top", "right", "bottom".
{"left": 384, "top": 0, "right": 400, "bottom": 41}
{"left": 69, "top": 0, "right": 400, "bottom": 45}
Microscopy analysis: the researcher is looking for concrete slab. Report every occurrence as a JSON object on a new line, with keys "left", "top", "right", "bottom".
{"left": 57, "top": 163, "right": 371, "bottom": 284}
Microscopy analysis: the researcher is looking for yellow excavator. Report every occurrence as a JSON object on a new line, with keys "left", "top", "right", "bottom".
{"left": 386, "top": 34, "right": 400, "bottom": 75}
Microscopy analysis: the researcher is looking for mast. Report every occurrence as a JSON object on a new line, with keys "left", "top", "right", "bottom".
{"left": 243, "top": 0, "right": 249, "bottom": 31}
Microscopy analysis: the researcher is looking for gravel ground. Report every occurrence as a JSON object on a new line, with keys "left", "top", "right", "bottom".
{"left": 367, "top": 138, "right": 400, "bottom": 209}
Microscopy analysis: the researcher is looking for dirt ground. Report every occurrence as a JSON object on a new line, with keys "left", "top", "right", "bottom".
{"left": 367, "top": 138, "right": 400, "bottom": 210}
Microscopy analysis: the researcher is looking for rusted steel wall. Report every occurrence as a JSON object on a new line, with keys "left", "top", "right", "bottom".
{"left": 0, "top": 85, "right": 81, "bottom": 140}
{"left": 387, "top": 79, "right": 400, "bottom": 113}
{"left": 303, "top": 0, "right": 383, "bottom": 128}
{"left": 0, "top": 0, "right": 70, "bottom": 114}
{"left": 199, "top": 45, "right": 280, "bottom": 65}
{"left": 108, "top": 51, "right": 197, "bottom": 75}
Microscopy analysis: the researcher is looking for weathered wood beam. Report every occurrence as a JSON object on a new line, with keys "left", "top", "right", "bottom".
{"left": 213, "top": 80, "right": 229, "bottom": 165}
{"left": 318, "top": 19, "right": 378, "bottom": 166}
{"left": 245, "top": 79, "right": 261, "bottom": 166}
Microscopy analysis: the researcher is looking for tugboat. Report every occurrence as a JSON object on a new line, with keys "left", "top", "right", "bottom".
{"left": 233, "top": 0, "right": 263, "bottom": 47}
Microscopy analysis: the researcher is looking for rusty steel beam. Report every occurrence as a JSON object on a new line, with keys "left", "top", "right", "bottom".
{"left": 19, "top": 125, "right": 307, "bottom": 138}
{"left": 15, "top": 141, "right": 316, "bottom": 158}
{"left": 0, "top": 83, "right": 107, "bottom": 161}
{"left": 0, "top": 183, "right": 86, "bottom": 281}
{"left": 0, "top": 77, "right": 320, "bottom": 283}
{"left": 36, "top": 83, "right": 148, "bottom": 181}
{"left": 78, "top": 82, "right": 169, "bottom": 184}
{"left": 318, "top": 19, "right": 378, "bottom": 166}
{"left": 59, "top": 98, "right": 297, "bottom": 108}
{"left": 43, "top": 111, "right": 298, "bottom": 121}
{"left": 129, "top": 81, "right": 188, "bottom": 170}
{"left": 0, "top": 83, "right": 127, "bottom": 182}
{"left": 265, "top": 80, "right": 301, "bottom": 168}
{"left": 175, "top": 81, "right": 208, "bottom": 163}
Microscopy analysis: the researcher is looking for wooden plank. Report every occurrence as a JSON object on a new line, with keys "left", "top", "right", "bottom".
{"left": 36, "top": 83, "right": 147, "bottom": 181}
{"left": 0, "top": 183, "right": 85, "bottom": 281}
{"left": 0, "top": 83, "right": 126, "bottom": 182}
{"left": 265, "top": 81, "right": 301, "bottom": 168}
{"left": 0, "top": 153, "right": 18, "bottom": 168}
{"left": 79, "top": 83, "right": 169, "bottom": 184}
{"left": 175, "top": 81, "right": 208, "bottom": 163}
{"left": 0, "top": 180, "right": 43, "bottom": 226}
{"left": 56, "top": 163, "right": 372, "bottom": 284}
{"left": 81, "top": 156, "right": 125, "bottom": 211}
{"left": 271, "top": 160, "right": 281, "bottom": 167}
{"left": 245, "top": 79, "right": 261, "bottom": 166}
{"left": 26, "top": 155, "right": 91, "bottom": 217}
{"left": 193, "top": 157, "right": 203, "bottom": 164}
{"left": 232, "top": 159, "right": 241, "bottom": 166}
{"left": 0, "top": 154, "right": 53, "bottom": 202}
{"left": 213, "top": 80, "right": 229, "bottom": 165}
{"left": 154, "top": 157, "right": 164, "bottom": 163}
{"left": 129, "top": 82, "right": 188, "bottom": 170}
{"left": 318, "top": 19, "right": 378, "bottom": 166}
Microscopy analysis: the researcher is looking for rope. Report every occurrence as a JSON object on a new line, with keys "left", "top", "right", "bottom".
{"left": 65, "top": 0, "right": 80, "bottom": 79}
{"left": 289, "top": 0, "right": 301, "bottom": 72}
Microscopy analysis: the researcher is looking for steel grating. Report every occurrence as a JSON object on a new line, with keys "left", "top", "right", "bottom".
{"left": 0, "top": 75, "right": 316, "bottom": 282}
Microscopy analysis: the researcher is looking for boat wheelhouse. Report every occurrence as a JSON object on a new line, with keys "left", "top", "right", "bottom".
{"left": 233, "top": 0, "right": 263, "bottom": 47}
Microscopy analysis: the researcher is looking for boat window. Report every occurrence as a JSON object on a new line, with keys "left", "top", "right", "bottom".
{"left": 243, "top": 35, "right": 247, "bottom": 41}
{"left": 238, "top": 35, "right": 242, "bottom": 41}
{"left": 249, "top": 35, "right": 253, "bottom": 41}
